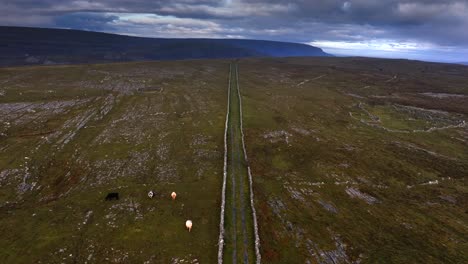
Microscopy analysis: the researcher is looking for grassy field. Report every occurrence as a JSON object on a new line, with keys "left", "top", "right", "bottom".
{"left": 239, "top": 57, "right": 468, "bottom": 263}
{"left": 0, "top": 60, "right": 229, "bottom": 263}
{"left": 1, "top": 57, "right": 467, "bottom": 263}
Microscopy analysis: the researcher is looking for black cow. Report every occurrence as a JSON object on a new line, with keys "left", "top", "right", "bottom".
{"left": 105, "top": 192, "right": 119, "bottom": 201}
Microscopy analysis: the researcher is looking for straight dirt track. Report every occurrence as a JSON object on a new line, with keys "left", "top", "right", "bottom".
{"left": 219, "top": 63, "right": 260, "bottom": 264}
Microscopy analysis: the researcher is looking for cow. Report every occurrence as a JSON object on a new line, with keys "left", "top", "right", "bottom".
{"left": 105, "top": 192, "right": 119, "bottom": 201}
{"left": 171, "top": 192, "right": 177, "bottom": 200}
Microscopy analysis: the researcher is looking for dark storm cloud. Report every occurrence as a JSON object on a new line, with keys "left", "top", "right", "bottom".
{"left": 54, "top": 12, "right": 118, "bottom": 31}
{"left": 0, "top": 0, "right": 467, "bottom": 60}
{"left": 220, "top": 0, "right": 468, "bottom": 45}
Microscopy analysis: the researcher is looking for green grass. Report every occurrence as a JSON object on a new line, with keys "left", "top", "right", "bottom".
{"left": 239, "top": 57, "right": 468, "bottom": 263}
{"left": 1, "top": 57, "right": 467, "bottom": 263}
{"left": 0, "top": 60, "right": 228, "bottom": 263}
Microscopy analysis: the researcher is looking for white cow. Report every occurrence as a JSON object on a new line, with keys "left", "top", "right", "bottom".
{"left": 185, "top": 220, "right": 193, "bottom": 232}
{"left": 171, "top": 192, "right": 177, "bottom": 200}
{"left": 148, "top": 190, "right": 154, "bottom": 199}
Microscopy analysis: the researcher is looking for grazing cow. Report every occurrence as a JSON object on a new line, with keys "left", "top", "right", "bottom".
{"left": 148, "top": 190, "right": 154, "bottom": 199}
{"left": 105, "top": 192, "right": 119, "bottom": 201}
{"left": 185, "top": 220, "right": 193, "bottom": 232}
{"left": 171, "top": 192, "right": 177, "bottom": 200}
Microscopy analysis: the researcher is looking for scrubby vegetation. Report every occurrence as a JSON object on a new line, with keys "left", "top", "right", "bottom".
{"left": 0, "top": 60, "right": 228, "bottom": 263}
{"left": 1, "top": 57, "right": 466, "bottom": 263}
{"left": 239, "top": 57, "right": 468, "bottom": 263}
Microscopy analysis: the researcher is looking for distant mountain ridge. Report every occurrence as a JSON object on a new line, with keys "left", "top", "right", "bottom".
{"left": 0, "top": 26, "right": 331, "bottom": 66}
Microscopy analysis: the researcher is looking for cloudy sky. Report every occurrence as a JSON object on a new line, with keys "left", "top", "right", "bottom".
{"left": 1, "top": 0, "right": 468, "bottom": 62}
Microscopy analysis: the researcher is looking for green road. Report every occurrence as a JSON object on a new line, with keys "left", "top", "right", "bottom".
{"left": 223, "top": 63, "right": 257, "bottom": 263}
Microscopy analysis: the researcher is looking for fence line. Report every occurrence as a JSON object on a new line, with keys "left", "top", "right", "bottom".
{"left": 217, "top": 64, "right": 231, "bottom": 264}
{"left": 235, "top": 64, "right": 261, "bottom": 264}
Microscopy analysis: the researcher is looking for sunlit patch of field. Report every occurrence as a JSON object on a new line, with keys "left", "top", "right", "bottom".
{"left": 0, "top": 60, "right": 228, "bottom": 263}
{"left": 239, "top": 57, "right": 468, "bottom": 263}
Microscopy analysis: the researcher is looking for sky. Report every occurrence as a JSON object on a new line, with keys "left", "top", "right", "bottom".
{"left": 1, "top": 0, "right": 468, "bottom": 62}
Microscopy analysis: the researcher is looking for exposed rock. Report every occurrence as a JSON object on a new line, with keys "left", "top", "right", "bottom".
{"left": 318, "top": 200, "right": 338, "bottom": 214}
{"left": 345, "top": 187, "right": 379, "bottom": 204}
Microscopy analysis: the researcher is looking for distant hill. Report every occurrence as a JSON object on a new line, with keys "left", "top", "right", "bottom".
{"left": 0, "top": 26, "right": 331, "bottom": 66}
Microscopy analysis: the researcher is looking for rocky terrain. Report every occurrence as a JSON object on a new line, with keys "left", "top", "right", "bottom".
{"left": 0, "top": 60, "right": 228, "bottom": 263}
{"left": 240, "top": 57, "right": 468, "bottom": 263}
{"left": 0, "top": 57, "right": 467, "bottom": 263}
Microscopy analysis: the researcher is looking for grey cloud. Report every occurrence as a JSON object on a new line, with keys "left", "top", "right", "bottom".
{"left": 0, "top": 0, "right": 467, "bottom": 59}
